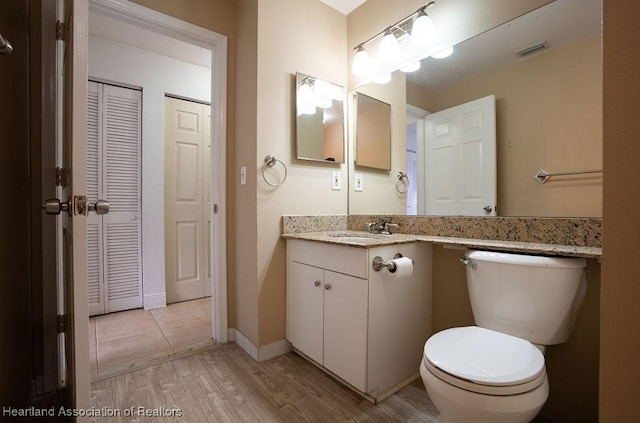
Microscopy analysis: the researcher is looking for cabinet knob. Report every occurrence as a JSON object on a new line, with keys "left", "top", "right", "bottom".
{"left": 324, "top": 283, "right": 331, "bottom": 290}
{"left": 314, "top": 280, "right": 321, "bottom": 287}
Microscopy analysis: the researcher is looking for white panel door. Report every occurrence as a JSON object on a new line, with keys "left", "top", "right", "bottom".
{"left": 87, "top": 81, "right": 142, "bottom": 315}
{"left": 165, "top": 97, "right": 211, "bottom": 303}
{"left": 423, "top": 95, "right": 496, "bottom": 216}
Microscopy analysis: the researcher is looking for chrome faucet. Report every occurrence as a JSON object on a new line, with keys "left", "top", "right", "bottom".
{"left": 365, "top": 221, "right": 399, "bottom": 235}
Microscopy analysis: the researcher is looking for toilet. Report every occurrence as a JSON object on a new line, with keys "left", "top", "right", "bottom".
{"left": 420, "top": 249, "right": 586, "bottom": 423}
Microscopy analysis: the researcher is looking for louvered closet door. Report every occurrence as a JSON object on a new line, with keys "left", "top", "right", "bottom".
{"left": 87, "top": 81, "right": 142, "bottom": 316}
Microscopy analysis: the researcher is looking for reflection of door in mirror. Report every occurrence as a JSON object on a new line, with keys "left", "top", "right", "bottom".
{"left": 422, "top": 95, "right": 496, "bottom": 216}
{"left": 355, "top": 92, "right": 391, "bottom": 170}
{"left": 296, "top": 72, "right": 344, "bottom": 163}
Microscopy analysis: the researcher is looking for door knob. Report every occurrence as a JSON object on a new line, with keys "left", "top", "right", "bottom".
{"left": 483, "top": 206, "right": 493, "bottom": 213}
{"left": 88, "top": 200, "right": 109, "bottom": 215}
{"left": 42, "top": 198, "right": 72, "bottom": 216}
{"left": 43, "top": 197, "right": 110, "bottom": 216}
{"left": 314, "top": 280, "right": 321, "bottom": 287}
{"left": 324, "top": 283, "right": 331, "bottom": 290}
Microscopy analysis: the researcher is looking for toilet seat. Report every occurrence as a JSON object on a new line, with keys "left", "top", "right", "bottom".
{"left": 424, "top": 326, "right": 546, "bottom": 395}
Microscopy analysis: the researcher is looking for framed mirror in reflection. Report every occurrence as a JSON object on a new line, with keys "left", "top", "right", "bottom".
{"left": 354, "top": 92, "right": 391, "bottom": 170}
{"left": 349, "top": 0, "right": 602, "bottom": 218}
{"left": 296, "top": 72, "right": 344, "bottom": 163}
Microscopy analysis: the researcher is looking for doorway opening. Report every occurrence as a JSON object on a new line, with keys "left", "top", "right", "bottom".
{"left": 87, "top": 0, "right": 227, "bottom": 378}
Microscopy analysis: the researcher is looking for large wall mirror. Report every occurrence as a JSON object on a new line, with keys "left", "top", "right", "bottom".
{"left": 296, "top": 72, "right": 345, "bottom": 163}
{"left": 348, "top": 0, "right": 602, "bottom": 218}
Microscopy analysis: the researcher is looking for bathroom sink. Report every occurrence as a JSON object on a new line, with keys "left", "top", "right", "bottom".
{"left": 327, "top": 233, "right": 380, "bottom": 242}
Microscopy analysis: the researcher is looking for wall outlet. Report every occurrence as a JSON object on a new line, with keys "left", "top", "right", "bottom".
{"left": 355, "top": 173, "right": 363, "bottom": 191}
{"left": 331, "top": 171, "right": 341, "bottom": 190}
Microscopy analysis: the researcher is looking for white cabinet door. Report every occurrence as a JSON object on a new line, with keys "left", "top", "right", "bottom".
{"left": 323, "top": 270, "right": 368, "bottom": 392}
{"left": 291, "top": 262, "right": 324, "bottom": 365}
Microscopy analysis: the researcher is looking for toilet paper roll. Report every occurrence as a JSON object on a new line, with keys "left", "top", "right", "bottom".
{"left": 386, "top": 257, "right": 414, "bottom": 279}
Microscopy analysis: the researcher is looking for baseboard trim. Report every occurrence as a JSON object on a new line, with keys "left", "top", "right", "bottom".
{"left": 143, "top": 292, "right": 166, "bottom": 310}
{"left": 230, "top": 328, "right": 290, "bottom": 362}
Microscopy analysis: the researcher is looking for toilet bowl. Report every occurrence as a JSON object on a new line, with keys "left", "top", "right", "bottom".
{"left": 421, "top": 326, "right": 549, "bottom": 423}
{"left": 420, "top": 250, "right": 586, "bottom": 423}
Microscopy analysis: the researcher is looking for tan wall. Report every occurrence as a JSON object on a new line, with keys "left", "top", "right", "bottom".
{"left": 421, "top": 35, "right": 602, "bottom": 217}
{"left": 234, "top": 0, "right": 260, "bottom": 343}
{"left": 601, "top": 0, "right": 640, "bottom": 420}
{"left": 254, "top": 0, "right": 348, "bottom": 346}
{"left": 432, "top": 246, "right": 601, "bottom": 422}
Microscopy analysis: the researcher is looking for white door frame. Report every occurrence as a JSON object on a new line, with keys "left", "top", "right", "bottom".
{"left": 406, "top": 104, "right": 428, "bottom": 215}
{"left": 89, "top": 0, "right": 228, "bottom": 342}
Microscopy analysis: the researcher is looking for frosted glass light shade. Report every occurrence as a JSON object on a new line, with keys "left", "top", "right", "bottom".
{"left": 379, "top": 30, "right": 400, "bottom": 62}
{"left": 400, "top": 61, "right": 421, "bottom": 73}
{"left": 411, "top": 12, "right": 437, "bottom": 47}
{"left": 352, "top": 46, "right": 372, "bottom": 76}
{"left": 431, "top": 45, "right": 454, "bottom": 59}
{"left": 374, "top": 73, "right": 391, "bottom": 84}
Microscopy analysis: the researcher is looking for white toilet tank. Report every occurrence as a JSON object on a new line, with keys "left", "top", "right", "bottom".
{"left": 464, "top": 250, "right": 586, "bottom": 345}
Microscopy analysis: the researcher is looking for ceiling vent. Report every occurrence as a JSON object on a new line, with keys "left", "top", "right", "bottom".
{"left": 516, "top": 41, "right": 549, "bottom": 57}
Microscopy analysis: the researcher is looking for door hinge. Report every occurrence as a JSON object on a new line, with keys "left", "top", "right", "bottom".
{"left": 56, "top": 21, "right": 65, "bottom": 41}
{"left": 214, "top": 203, "right": 218, "bottom": 214}
{"left": 57, "top": 314, "right": 66, "bottom": 333}
{"left": 55, "top": 167, "right": 68, "bottom": 187}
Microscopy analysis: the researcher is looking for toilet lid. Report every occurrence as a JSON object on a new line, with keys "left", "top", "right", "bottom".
{"left": 424, "top": 326, "right": 545, "bottom": 386}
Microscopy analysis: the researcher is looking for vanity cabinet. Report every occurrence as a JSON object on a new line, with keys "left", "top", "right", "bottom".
{"left": 286, "top": 238, "right": 432, "bottom": 402}
{"left": 291, "top": 262, "right": 368, "bottom": 391}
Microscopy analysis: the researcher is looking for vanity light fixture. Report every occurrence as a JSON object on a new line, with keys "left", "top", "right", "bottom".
{"left": 400, "top": 61, "right": 421, "bottom": 73}
{"left": 411, "top": 6, "right": 437, "bottom": 47}
{"left": 352, "top": 45, "right": 373, "bottom": 76}
{"left": 431, "top": 45, "right": 454, "bottom": 59}
{"left": 351, "top": 1, "right": 437, "bottom": 76}
{"left": 379, "top": 28, "right": 401, "bottom": 62}
{"left": 373, "top": 73, "right": 392, "bottom": 84}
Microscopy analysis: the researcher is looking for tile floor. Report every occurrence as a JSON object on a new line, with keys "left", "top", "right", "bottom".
{"left": 89, "top": 297, "right": 216, "bottom": 380}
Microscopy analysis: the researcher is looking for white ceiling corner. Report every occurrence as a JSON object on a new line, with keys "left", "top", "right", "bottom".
{"left": 319, "top": 0, "right": 367, "bottom": 15}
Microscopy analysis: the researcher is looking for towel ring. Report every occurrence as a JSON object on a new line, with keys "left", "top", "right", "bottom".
{"left": 262, "top": 155, "right": 287, "bottom": 187}
{"left": 396, "top": 171, "right": 409, "bottom": 194}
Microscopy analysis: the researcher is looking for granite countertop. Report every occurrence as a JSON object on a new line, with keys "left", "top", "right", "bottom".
{"left": 281, "top": 231, "right": 602, "bottom": 259}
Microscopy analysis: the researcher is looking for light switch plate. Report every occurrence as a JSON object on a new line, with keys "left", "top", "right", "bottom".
{"left": 240, "top": 166, "right": 247, "bottom": 186}
{"left": 331, "top": 171, "right": 341, "bottom": 190}
{"left": 355, "top": 173, "right": 363, "bottom": 191}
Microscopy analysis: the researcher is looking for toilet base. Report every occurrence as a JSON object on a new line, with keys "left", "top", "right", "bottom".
{"left": 420, "top": 360, "right": 549, "bottom": 423}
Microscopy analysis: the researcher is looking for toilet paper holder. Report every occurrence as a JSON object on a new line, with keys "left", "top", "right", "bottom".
{"left": 372, "top": 254, "right": 414, "bottom": 272}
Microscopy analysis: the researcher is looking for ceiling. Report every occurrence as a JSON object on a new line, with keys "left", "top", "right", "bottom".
{"left": 319, "top": 0, "right": 368, "bottom": 15}
{"left": 89, "top": 12, "right": 211, "bottom": 69}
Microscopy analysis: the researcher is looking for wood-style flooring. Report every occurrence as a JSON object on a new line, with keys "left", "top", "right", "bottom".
{"left": 91, "top": 342, "right": 555, "bottom": 423}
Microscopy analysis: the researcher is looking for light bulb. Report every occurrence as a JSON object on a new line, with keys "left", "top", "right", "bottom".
{"left": 297, "top": 82, "right": 315, "bottom": 114}
{"left": 431, "top": 45, "right": 454, "bottom": 59}
{"left": 400, "top": 62, "right": 421, "bottom": 73}
{"left": 411, "top": 11, "right": 437, "bottom": 47}
{"left": 374, "top": 73, "right": 391, "bottom": 84}
{"left": 352, "top": 45, "right": 372, "bottom": 76}
{"left": 379, "top": 30, "right": 400, "bottom": 62}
